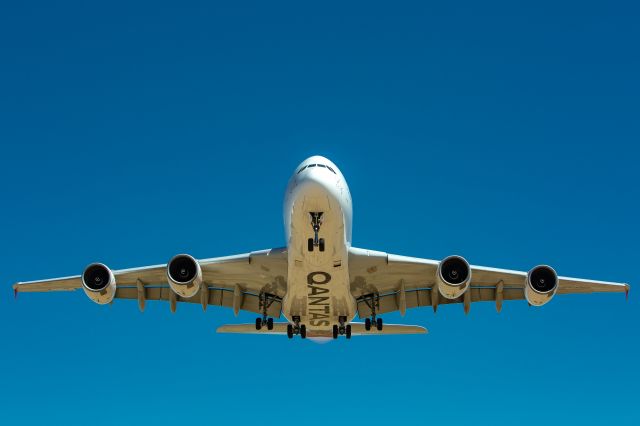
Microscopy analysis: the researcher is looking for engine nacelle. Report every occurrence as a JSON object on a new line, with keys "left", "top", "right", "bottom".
{"left": 437, "top": 255, "right": 472, "bottom": 299}
{"left": 525, "top": 265, "right": 558, "bottom": 306}
{"left": 167, "top": 254, "right": 202, "bottom": 298}
{"left": 82, "top": 263, "right": 116, "bottom": 304}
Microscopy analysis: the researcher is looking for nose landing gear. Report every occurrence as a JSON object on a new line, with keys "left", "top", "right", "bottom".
{"left": 307, "top": 212, "right": 325, "bottom": 252}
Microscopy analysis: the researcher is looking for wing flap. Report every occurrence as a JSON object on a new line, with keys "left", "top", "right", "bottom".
{"left": 359, "top": 286, "right": 525, "bottom": 316}
{"left": 114, "top": 287, "right": 282, "bottom": 317}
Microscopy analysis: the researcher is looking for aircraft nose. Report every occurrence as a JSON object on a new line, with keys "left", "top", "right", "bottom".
{"left": 296, "top": 168, "right": 330, "bottom": 198}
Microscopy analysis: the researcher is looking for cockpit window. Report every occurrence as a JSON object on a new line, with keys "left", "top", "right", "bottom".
{"left": 297, "top": 163, "right": 337, "bottom": 174}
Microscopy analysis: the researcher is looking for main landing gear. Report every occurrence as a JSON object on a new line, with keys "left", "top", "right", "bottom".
{"left": 255, "top": 293, "right": 277, "bottom": 331}
{"left": 364, "top": 317, "right": 383, "bottom": 331}
{"left": 361, "top": 293, "right": 384, "bottom": 332}
{"left": 286, "top": 316, "right": 306, "bottom": 339}
{"left": 307, "top": 212, "right": 325, "bottom": 252}
{"left": 332, "top": 316, "right": 352, "bottom": 339}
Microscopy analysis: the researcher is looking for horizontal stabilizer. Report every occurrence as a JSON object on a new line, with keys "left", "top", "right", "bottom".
{"left": 216, "top": 322, "right": 427, "bottom": 337}
{"left": 349, "top": 322, "right": 427, "bottom": 336}
{"left": 217, "top": 323, "right": 289, "bottom": 335}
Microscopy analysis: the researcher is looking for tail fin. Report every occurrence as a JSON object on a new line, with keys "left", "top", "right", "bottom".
{"left": 216, "top": 322, "right": 427, "bottom": 337}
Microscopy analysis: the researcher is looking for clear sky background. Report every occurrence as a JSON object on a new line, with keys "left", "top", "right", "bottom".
{"left": 1, "top": 1, "right": 639, "bottom": 425}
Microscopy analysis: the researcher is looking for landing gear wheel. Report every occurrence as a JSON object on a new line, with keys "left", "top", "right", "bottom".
{"left": 287, "top": 324, "right": 294, "bottom": 339}
{"left": 258, "top": 293, "right": 277, "bottom": 332}
{"left": 300, "top": 324, "right": 307, "bottom": 339}
{"left": 345, "top": 324, "right": 352, "bottom": 339}
{"left": 332, "top": 325, "right": 339, "bottom": 339}
{"left": 319, "top": 238, "right": 325, "bottom": 252}
{"left": 361, "top": 293, "right": 381, "bottom": 333}
{"left": 308, "top": 238, "right": 314, "bottom": 252}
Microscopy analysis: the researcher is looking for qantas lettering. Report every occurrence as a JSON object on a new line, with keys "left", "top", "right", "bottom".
{"left": 307, "top": 271, "right": 331, "bottom": 326}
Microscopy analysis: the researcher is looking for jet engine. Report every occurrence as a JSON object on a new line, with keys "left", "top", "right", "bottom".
{"left": 525, "top": 265, "right": 558, "bottom": 306}
{"left": 82, "top": 263, "right": 116, "bottom": 304}
{"left": 167, "top": 254, "right": 202, "bottom": 298}
{"left": 437, "top": 255, "right": 472, "bottom": 299}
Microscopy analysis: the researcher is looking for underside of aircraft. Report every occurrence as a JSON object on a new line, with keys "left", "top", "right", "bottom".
{"left": 13, "top": 156, "right": 630, "bottom": 339}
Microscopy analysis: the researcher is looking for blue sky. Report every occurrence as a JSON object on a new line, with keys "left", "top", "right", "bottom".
{"left": 1, "top": 1, "right": 638, "bottom": 425}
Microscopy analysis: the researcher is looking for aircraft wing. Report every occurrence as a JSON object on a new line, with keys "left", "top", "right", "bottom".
{"left": 13, "top": 248, "right": 288, "bottom": 317}
{"left": 348, "top": 247, "right": 629, "bottom": 316}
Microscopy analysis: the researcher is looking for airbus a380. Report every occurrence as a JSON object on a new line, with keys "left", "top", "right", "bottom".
{"left": 14, "top": 156, "right": 630, "bottom": 339}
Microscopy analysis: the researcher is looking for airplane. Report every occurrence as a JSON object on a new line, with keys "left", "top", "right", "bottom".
{"left": 13, "top": 155, "right": 630, "bottom": 339}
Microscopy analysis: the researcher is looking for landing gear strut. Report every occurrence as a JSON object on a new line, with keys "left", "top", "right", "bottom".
{"left": 255, "top": 293, "right": 277, "bottom": 331}
{"left": 287, "top": 316, "right": 306, "bottom": 339}
{"left": 362, "top": 293, "right": 383, "bottom": 331}
{"left": 307, "top": 212, "right": 325, "bottom": 252}
{"left": 332, "top": 316, "right": 352, "bottom": 339}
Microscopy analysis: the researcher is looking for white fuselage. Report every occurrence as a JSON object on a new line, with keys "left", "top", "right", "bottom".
{"left": 282, "top": 156, "right": 355, "bottom": 337}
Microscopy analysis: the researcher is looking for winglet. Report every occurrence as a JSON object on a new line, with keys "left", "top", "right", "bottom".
{"left": 12, "top": 282, "right": 21, "bottom": 299}
{"left": 625, "top": 284, "right": 630, "bottom": 301}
